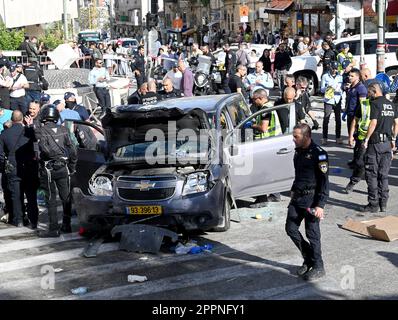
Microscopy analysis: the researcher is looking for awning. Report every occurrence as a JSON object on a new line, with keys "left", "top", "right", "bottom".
{"left": 263, "top": 0, "right": 294, "bottom": 13}
{"left": 387, "top": 0, "right": 398, "bottom": 16}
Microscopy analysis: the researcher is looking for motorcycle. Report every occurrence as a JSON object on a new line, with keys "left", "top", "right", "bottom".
{"left": 189, "top": 55, "right": 216, "bottom": 96}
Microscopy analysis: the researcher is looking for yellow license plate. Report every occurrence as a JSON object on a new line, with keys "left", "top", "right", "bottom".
{"left": 127, "top": 206, "right": 163, "bottom": 215}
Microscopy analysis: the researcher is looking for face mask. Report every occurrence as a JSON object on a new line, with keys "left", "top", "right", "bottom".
{"left": 65, "top": 101, "right": 76, "bottom": 109}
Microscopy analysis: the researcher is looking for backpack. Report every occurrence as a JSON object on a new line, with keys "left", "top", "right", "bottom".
{"left": 75, "top": 124, "right": 97, "bottom": 150}
{"left": 38, "top": 127, "right": 67, "bottom": 160}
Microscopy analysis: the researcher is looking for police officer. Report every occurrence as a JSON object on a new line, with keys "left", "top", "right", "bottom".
{"left": 0, "top": 110, "right": 39, "bottom": 228}
{"left": 362, "top": 83, "right": 398, "bottom": 213}
{"left": 345, "top": 96, "right": 371, "bottom": 194}
{"left": 295, "top": 76, "right": 319, "bottom": 130}
{"left": 34, "top": 105, "right": 77, "bottom": 237}
{"left": 286, "top": 123, "right": 329, "bottom": 281}
{"left": 131, "top": 45, "right": 146, "bottom": 88}
{"left": 24, "top": 61, "right": 48, "bottom": 105}
{"left": 158, "top": 78, "right": 181, "bottom": 100}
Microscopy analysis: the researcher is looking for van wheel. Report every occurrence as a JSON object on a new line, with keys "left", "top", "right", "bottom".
{"left": 212, "top": 195, "right": 231, "bottom": 232}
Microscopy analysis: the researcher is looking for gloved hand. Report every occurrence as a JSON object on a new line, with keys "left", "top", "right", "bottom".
{"left": 342, "top": 112, "right": 347, "bottom": 122}
{"left": 243, "top": 121, "right": 253, "bottom": 129}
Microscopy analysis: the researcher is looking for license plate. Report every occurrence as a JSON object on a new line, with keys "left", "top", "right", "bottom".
{"left": 126, "top": 206, "right": 162, "bottom": 215}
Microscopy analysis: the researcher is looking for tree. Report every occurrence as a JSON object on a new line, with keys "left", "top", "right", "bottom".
{"left": 38, "top": 22, "right": 65, "bottom": 50}
{"left": 0, "top": 23, "right": 25, "bottom": 50}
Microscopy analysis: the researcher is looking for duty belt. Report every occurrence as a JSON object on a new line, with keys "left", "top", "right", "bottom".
{"left": 291, "top": 188, "right": 315, "bottom": 196}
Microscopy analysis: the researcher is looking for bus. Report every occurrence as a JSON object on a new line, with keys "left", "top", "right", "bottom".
{"left": 78, "top": 30, "right": 101, "bottom": 44}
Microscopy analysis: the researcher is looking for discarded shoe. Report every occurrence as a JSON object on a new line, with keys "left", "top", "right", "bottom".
{"left": 303, "top": 267, "right": 326, "bottom": 281}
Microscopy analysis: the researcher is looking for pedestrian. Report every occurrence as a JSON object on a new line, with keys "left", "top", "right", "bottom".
{"left": 295, "top": 76, "right": 319, "bottom": 130}
{"left": 228, "top": 65, "right": 248, "bottom": 101}
{"left": 34, "top": 104, "right": 77, "bottom": 237}
{"left": 247, "top": 49, "right": 257, "bottom": 74}
{"left": 222, "top": 44, "right": 237, "bottom": 94}
{"left": 164, "top": 63, "right": 182, "bottom": 90}
{"left": 246, "top": 89, "right": 282, "bottom": 207}
{"left": 320, "top": 61, "right": 343, "bottom": 145}
{"left": 63, "top": 92, "right": 89, "bottom": 121}
{"left": 158, "top": 78, "right": 181, "bottom": 100}
{"left": 245, "top": 61, "right": 274, "bottom": 99}
{"left": 0, "top": 63, "right": 12, "bottom": 110}
{"left": 361, "top": 83, "right": 398, "bottom": 213}
{"left": 0, "top": 110, "right": 39, "bottom": 228}
{"left": 141, "top": 80, "right": 160, "bottom": 105}
{"left": 9, "top": 63, "right": 29, "bottom": 115}
{"left": 274, "top": 86, "right": 296, "bottom": 134}
{"left": 274, "top": 43, "right": 292, "bottom": 94}
{"left": 24, "top": 61, "right": 48, "bottom": 106}
{"left": 343, "top": 68, "right": 368, "bottom": 145}
{"left": 127, "top": 82, "right": 148, "bottom": 105}
{"left": 297, "top": 37, "right": 312, "bottom": 56}
{"left": 286, "top": 123, "right": 329, "bottom": 281}
{"left": 131, "top": 45, "right": 146, "bottom": 88}
{"left": 319, "top": 41, "right": 336, "bottom": 75}
{"left": 88, "top": 58, "right": 111, "bottom": 115}
{"left": 258, "top": 49, "right": 272, "bottom": 73}
{"left": 235, "top": 43, "right": 249, "bottom": 68}
{"left": 178, "top": 59, "right": 194, "bottom": 97}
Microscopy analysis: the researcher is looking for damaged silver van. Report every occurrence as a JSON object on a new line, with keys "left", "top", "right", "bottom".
{"left": 69, "top": 94, "right": 296, "bottom": 235}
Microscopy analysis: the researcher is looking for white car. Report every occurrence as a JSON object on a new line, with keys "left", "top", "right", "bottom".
{"left": 288, "top": 32, "right": 398, "bottom": 95}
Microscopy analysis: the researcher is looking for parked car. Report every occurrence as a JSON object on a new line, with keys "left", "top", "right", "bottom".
{"left": 108, "top": 38, "right": 139, "bottom": 51}
{"left": 289, "top": 32, "right": 398, "bottom": 95}
{"left": 68, "top": 94, "right": 296, "bottom": 235}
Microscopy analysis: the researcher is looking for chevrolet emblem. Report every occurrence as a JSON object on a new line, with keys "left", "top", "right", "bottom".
{"left": 134, "top": 181, "right": 156, "bottom": 191}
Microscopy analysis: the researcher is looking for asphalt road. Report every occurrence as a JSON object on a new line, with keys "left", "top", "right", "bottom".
{"left": 0, "top": 100, "right": 397, "bottom": 301}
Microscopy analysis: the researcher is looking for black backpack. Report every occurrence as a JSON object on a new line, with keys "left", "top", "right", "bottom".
{"left": 38, "top": 127, "right": 67, "bottom": 160}
{"left": 75, "top": 124, "right": 97, "bottom": 150}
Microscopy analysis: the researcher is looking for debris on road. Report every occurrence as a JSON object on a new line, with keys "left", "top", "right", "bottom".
{"left": 342, "top": 216, "right": 398, "bottom": 242}
{"left": 174, "top": 241, "right": 213, "bottom": 255}
{"left": 255, "top": 214, "right": 263, "bottom": 220}
{"left": 54, "top": 268, "right": 64, "bottom": 273}
{"left": 127, "top": 275, "right": 148, "bottom": 283}
{"left": 71, "top": 287, "right": 88, "bottom": 295}
{"left": 139, "top": 256, "right": 149, "bottom": 261}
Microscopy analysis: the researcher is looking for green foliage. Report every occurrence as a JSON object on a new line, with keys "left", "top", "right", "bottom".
{"left": 0, "top": 23, "right": 25, "bottom": 50}
{"left": 200, "top": 0, "right": 210, "bottom": 7}
{"left": 39, "top": 23, "right": 64, "bottom": 50}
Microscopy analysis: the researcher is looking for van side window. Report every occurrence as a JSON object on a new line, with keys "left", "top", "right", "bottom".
{"left": 227, "top": 99, "right": 251, "bottom": 127}
{"left": 365, "top": 40, "right": 377, "bottom": 55}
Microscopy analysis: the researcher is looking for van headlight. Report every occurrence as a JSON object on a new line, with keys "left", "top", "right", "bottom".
{"left": 182, "top": 172, "right": 209, "bottom": 195}
{"left": 89, "top": 175, "right": 113, "bottom": 197}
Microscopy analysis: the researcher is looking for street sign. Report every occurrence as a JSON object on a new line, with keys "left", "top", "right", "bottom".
{"left": 240, "top": 5, "right": 249, "bottom": 23}
{"left": 338, "top": 2, "right": 361, "bottom": 19}
{"left": 329, "top": 16, "right": 346, "bottom": 35}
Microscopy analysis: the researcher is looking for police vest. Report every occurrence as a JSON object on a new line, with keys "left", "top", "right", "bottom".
{"left": 357, "top": 99, "right": 371, "bottom": 141}
{"left": 337, "top": 52, "right": 353, "bottom": 72}
{"left": 255, "top": 111, "right": 282, "bottom": 139}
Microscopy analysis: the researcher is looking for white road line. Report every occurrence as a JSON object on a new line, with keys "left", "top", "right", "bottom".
{"left": 0, "top": 227, "right": 36, "bottom": 238}
{"left": 0, "top": 238, "right": 279, "bottom": 294}
{"left": 60, "top": 257, "right": 301, "bottom": 300}
{"left": 0, "top": 233, "right": 82, "bottom": 254}
{"left": 0, "top": 243, "right": 119, "bottom": 274}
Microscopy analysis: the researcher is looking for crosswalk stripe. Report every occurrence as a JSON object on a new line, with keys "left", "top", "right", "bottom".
{"left": 0, "top": 226, "right": 36, "bottom": 238}
{"left": 0, "top": 233, "right": 82, "bottom": 254}
{"left": 59, "top": 257, "right": 301, "bottom": 300}
{"left": 0, "top": 243, "right": 119, "bottom": 274}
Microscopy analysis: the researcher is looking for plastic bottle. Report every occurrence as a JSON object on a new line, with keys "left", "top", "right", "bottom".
{"left": 71, "top": 287, "right": 88, "bottom": 295}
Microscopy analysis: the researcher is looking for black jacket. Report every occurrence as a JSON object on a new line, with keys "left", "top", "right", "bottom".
{"left": 274, "top": 51, "right": 292, "bottom": 71}
{"left": 35, "top": 122, "right": 77, "bottom": 172}
{"left": 158, "top": 89, "right": 182, "bottom": 100}
{"left": 24, "top": 64, "right": 46, "bottom": 92}
{"left": 224, "top": 50, "right": 237, "bottom": 75}
{"left": 127, "top": 90, "right": 143, "bottom": 104}
{"left": 0, "top": 123, "right": 36, "bottom": 176}
{"left": 291, "top": 140, "right": 329, "bottom": 209}
{"left": 131, "top": 53, "right": 145, "bottom": 73}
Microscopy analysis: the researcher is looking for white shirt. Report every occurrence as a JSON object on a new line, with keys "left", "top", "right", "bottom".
{"left": 10, "top": 73, "right": 28, "bottom": 98}
{"left": 164, "top": 69, "right": 183, "bottom": 90}
{"left": 298, "top": 42, "right": 310, "bottom": 56}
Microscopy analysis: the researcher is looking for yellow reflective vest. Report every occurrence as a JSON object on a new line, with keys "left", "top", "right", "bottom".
{"left": 357, "top": 99, "right": 371, "bottom": 141}
{"left": 255, "top": 110, "right": 282, "bottom": 139}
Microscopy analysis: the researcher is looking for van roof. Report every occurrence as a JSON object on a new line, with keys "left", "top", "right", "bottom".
{"left": 334, "top": 32, "right": 398, "bottom": 43}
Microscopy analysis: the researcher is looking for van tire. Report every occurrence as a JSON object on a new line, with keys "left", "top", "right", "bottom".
{"left": 212, "top": 194, "right": 231, "bottom": 232}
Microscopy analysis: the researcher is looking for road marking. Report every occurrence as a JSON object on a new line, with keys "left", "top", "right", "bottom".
{"left": 0, "top": 227, "right": 36, "bottom": 238}
{"left": 59, "top": 257, "right": 302, "bottom": 300}
{"left": 0, "top": 243, "right": 119, "bottom": 274}
{"left": 0, "top": 233, "right": 82, "bottom": 254}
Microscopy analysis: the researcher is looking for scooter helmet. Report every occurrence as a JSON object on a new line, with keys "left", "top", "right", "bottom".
{"left": 40, "top": 104, "right": 60, "bottom": 123}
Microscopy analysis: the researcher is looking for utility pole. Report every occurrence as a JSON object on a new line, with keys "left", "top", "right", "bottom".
{"left": 360, "top": 0, "right": 365, "bottom": 65}
{"left": 63, "top": 0, "right": 69, "bottom": 41}
{"left": 108, "top": 0, "right": 114, "bottom": 39}
{"left": 376, "top": 0, "right": 385, "bottom": 73}
{"left": 335, "top": 0, "right": 340, "bottom": 39}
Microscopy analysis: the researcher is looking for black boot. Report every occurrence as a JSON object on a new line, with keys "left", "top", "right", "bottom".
{"left": 61, "top": 217, "right": 72, "bottom": 233}
{"left": 312, "top": 120, "right": 320, "bottom": 130}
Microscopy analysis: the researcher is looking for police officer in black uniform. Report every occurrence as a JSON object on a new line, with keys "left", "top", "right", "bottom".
{"left": 222, "top": 44, "right": 236, "bottom": 94}
{"left": 362, "top": 83, "right": 398, "bottom": 213}
{"left": 24, "top": 61, "right": 48, "bottom": 105}
{"left": 34, "top": 105, "right": 77, "bottom": 237}
{"left": 131, "top": 45, "right": 146, "bottom": 88}
{"left": 286, "top": 123, "right": 329, "bottom": 281}
{"left": 0, "top": 110, "right": 39, "bottom": 228}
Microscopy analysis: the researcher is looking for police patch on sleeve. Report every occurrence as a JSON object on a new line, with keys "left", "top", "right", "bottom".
{"left": 318, "top": 154, "right": 327, "bottom": 161}
{"left": 319, "top": 161, "right": 328, "bottom": 173}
